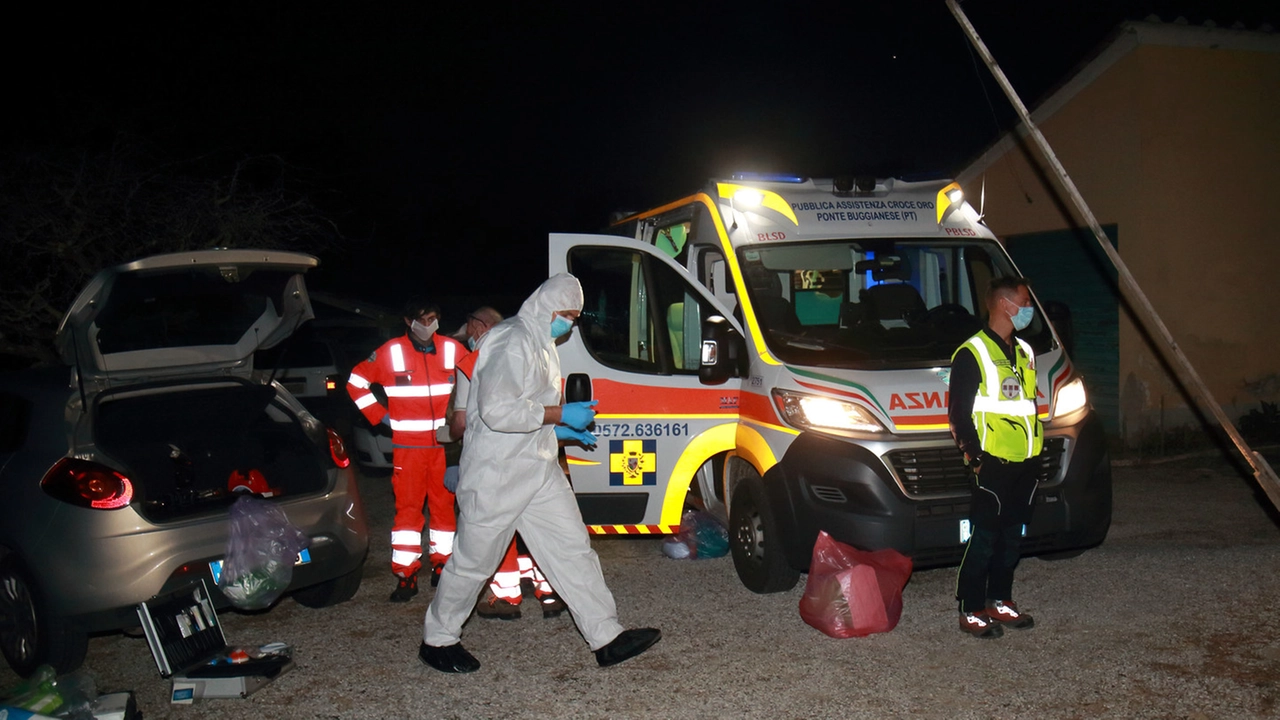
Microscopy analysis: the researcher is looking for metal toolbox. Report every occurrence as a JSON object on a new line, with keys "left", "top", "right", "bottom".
{"left": 136, "top": 580, "right": 294, "bottom": 704}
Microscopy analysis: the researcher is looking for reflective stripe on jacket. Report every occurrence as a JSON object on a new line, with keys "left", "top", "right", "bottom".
{"left": 347, "top": 333, "right": 466, "bottom": 445}
{"left": 953, "top": 332, "right": 1043, "bottom": 462}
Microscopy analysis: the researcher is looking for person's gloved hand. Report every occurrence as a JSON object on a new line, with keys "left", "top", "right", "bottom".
{"left": 560, "top": 400, "right": 598, "bottom": 431}
{"left": 379, "top": 414, "right": 391, "bottom": 427}
{"left": 555, "top": 425, "right": 598, "bottom": 448}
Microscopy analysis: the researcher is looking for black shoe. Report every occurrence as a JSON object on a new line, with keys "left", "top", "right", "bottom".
{"left": 389, "top": 573, "right": 418, "bottom": 602}
{"left": 595, "top": 628, "right": 661, "bottom": 667}
{"left": 539, "top": 593, "right": 567, "bottom": 619}
{"left": 430, "top": 565, "right": 443, "bottom": 588}
{"left": 418, "top": 642, "right": 480, "bottom": 674}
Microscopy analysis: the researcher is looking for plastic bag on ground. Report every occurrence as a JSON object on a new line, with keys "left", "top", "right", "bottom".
{"left": 798, "top": 530, "right": 913, "bottom": 638}
{"left": 662, "top": 510, "right": 729, "bottom": 559}
{"left": 218, "top": 496, "right": 310, "bottom": 610}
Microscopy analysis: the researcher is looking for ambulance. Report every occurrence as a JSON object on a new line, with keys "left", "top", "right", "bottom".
{"left": 549, "top": 173, "right": 1112, "bottom": 592}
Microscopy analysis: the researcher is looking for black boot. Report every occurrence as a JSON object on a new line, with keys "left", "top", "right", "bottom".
{"left": 389, "top": 572, "right": 418, "bottom": 602}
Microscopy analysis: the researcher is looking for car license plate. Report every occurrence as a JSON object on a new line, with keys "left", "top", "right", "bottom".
{"left": 209, "top": 548, "right": 311, "bottom": 585}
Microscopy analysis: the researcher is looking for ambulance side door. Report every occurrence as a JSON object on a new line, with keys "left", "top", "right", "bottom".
{"left": 549, "top": 232, "right": 742, "bottom": 531}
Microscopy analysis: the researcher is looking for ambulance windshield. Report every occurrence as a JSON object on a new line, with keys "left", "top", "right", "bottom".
{"left": 737, "top": 239, "right": 1054, "bottom": 368}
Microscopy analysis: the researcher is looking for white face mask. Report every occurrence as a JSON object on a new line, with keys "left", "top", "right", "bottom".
{"left": 411, "top": 318, "right": 438, "bottom": 342}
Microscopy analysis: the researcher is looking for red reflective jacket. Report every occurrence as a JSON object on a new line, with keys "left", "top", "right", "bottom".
{"left": 347, "top": 333, "right": 468, "bottom": 446}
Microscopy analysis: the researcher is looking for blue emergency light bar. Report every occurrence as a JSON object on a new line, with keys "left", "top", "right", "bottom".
{"left": 730, "top": 172, "right": 807, "bottom": 183}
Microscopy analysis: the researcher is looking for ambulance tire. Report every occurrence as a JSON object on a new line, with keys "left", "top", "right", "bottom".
{"left": 293, "top": 561, "right": 364, "bottom": 608}
{"left": 729, "top": 473, "right": 800, "bottom": 594}
{"left": 0, "top": 555, "right": 88, "bottom": 677}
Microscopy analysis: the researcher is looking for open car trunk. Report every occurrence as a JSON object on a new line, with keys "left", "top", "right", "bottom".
{"left": 93, "top": 379, "right": 329, "bottom": 522}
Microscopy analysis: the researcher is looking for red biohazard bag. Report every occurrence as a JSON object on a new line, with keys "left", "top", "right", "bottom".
{"left": 798, "top": 530, "right": 913, "bottom": 638}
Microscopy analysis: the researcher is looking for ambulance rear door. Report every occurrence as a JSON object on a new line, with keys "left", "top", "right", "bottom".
{"left": 549, "top": 233, "right": 743, "bottom": 535}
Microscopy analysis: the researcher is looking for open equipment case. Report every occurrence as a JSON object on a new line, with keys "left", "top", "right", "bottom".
{"left": 136, "top": 580, "right": 294, "bottom": 704}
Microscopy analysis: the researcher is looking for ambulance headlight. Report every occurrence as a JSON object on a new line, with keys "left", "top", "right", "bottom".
{"left": 771, "top": 389, "right": 885, "bottom": 433}
{"left": 733, "top": 188, "right": 764, "bottom": 209}
{"left": 1054, "top": 377, "right": 1088, "bottom": 418}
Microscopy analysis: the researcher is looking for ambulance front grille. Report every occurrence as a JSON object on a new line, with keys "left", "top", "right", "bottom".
{"left": 887, "top": 438, "right": 1066, "bottom": 498}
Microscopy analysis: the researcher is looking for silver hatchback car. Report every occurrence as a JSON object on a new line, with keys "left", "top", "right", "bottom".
{"left": 0, "top": 249, "right": 369, "bottom": 677}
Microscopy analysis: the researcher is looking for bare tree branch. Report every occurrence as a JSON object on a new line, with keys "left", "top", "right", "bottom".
{"left": 0, "top": 135, "right": 345, "bottom": 367}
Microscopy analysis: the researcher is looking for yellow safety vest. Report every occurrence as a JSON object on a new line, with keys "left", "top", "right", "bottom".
{"left": 953, "top": 332, "right": 1043, "bottom": 462}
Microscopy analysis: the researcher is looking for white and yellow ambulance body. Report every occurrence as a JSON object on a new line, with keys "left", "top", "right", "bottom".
{"left": 549, "top": 173, "right": 1111, "bottom": 592}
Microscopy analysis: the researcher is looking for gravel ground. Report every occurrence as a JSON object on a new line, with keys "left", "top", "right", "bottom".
{"left": 5, "top": 452, "right": 1279, "bottom": 719}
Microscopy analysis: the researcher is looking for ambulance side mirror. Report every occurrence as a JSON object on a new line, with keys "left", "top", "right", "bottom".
{"left": 565, "top": 373, "right": 593, "bottom": 403}
{"left": 1042, "top": 300, "right": 1074, "bottom": 356}
{"left": 699, "top": 315, "right": 746, "bottom": 386}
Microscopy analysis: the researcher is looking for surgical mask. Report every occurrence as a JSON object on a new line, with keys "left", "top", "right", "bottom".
{"left": 1010, "top": 304, "right": 1034, "bottom": 331}
{"left": 411, "top": 318, "right": 438, "bottom": 342}
{"left": 466, "top": 335, "right": 477, "bottom": 351}
{"left": 550, "top": 315, "right": 574, "bottom": 339}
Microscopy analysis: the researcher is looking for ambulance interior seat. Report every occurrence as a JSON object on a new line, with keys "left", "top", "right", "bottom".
{"left": 857, "top": 258, "right": 926, "bottom": 328}
{"left": 838, "top": 297, "right": 871, "bottom": 329}
{"left": 744, "top": 267, "right": 800, "bottom": 334}
{"left": 666, "top": 302, "right": 684, "bottom": 369}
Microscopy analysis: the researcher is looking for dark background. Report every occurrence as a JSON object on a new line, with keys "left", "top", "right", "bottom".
{"left": 5, "top": 1, "right": 1273, "bottom": 323}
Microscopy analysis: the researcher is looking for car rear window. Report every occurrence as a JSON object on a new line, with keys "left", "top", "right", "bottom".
{"left": 93, "top": 269, "right": 294, "bottom": 354}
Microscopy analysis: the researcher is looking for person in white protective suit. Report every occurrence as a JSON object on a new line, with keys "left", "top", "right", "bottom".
{"left": 418, "top": 273, "right": 662, "bottom": 674}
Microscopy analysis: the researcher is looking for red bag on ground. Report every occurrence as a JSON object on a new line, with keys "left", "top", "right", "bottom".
{"left": 798, "top": 530, "right": 914, "bottom": 638}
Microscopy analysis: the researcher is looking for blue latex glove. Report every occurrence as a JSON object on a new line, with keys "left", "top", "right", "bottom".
{"left": 555, "top": 425, "right": 598, "bottom": 448}
{"left": 379, "top": 414, "right": 391, "bottom": 427}
{"left": 559, "top": 400, "right": 598, "bottom": 431}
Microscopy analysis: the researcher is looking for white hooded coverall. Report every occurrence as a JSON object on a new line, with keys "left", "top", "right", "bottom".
{"left": 422, "top": 274, "right": 624, "bottom": 650}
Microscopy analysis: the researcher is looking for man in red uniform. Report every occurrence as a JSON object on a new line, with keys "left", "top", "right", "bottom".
{"left": 348, "top": 300, "right": 468, "bottom": 601}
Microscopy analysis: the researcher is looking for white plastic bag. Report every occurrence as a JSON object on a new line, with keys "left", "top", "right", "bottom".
{"left": 218, "top": 496, "right": 309, "bottom": 610}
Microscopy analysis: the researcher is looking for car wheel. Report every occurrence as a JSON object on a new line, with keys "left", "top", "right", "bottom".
{"left": 292, "top": 561, "right": 364, "bottom": 608}
{"left": 729, "top": 471, "right": 800, "bottom": 594}
{"left": 0, "top": 555, "right": 88, "bottom": 677}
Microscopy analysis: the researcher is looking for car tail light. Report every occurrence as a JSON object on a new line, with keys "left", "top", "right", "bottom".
{"left": 41, "top": 457, "right": 134, "bottom": 509}
{"left": 327, "top": 428, "right": 351, "bottom": 469}
{"left": 325, "top": 375, "right": 339, "bottom": 393}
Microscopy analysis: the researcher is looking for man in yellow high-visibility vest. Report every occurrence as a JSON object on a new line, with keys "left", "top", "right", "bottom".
{"left": 948, "top": 277, "right": 1043, "bottom": 639}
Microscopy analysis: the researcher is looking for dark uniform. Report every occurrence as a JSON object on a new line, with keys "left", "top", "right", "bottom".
{"left": 949, "top": 328, "right": 1042, "bottom": 634}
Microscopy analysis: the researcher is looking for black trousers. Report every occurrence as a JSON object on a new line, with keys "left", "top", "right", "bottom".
{"left": 955, "top": 457, "right": 1039, "bottom": 613}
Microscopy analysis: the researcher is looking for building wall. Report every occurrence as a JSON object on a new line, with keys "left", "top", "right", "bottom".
{"left": 960, "top": 37, "right": 1280, "bottom": 445}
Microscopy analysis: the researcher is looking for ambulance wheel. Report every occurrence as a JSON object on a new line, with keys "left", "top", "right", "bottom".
{"left": 0, "top": 555, "right": 88, "bottom": 677}
{"left": 729, "top": 473, "right": 800, "bottom": 594}
{"left": 293, "top": 561, "right": 364, "bottom": 608}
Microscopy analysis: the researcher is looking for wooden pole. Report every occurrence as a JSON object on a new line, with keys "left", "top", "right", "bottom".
{"left": 945, "top": 0, "right": 1280, "bottom": 509}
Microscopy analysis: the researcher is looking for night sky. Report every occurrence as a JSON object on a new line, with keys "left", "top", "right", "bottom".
{"left": 6, "top": 1, "right": 1273, "bottom": 322}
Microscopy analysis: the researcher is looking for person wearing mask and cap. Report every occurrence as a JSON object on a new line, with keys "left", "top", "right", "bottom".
{"left": 347, "top": 300, "right": 468, "bottom": 602}
{"left": 947, "top": 277, "right": 1043, "bottom": 639}
{"left": 452, "top": 306, "right": 503, "bottom": 351}
{"left": 419, "top": 273, "right": 661, "bottom": 673}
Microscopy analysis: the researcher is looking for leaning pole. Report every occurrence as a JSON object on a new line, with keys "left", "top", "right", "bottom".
{"left": 945, "top": 0, "right": 1280, "bottom": 511}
